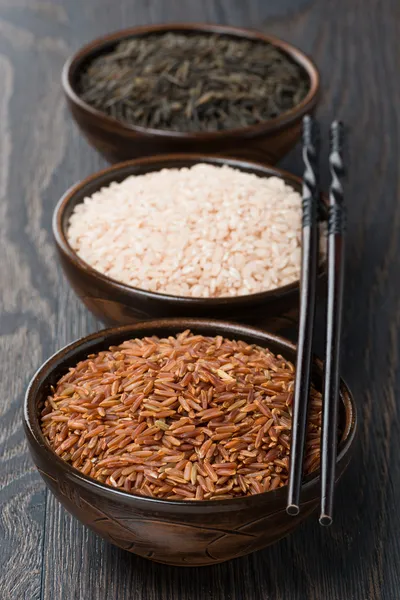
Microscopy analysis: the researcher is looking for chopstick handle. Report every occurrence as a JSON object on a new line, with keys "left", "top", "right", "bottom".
{"left": 320, "top": 121, "right": 346, "bottom": 526}
{"left": 287, "top": 115, "right": 319, "bottom": 515}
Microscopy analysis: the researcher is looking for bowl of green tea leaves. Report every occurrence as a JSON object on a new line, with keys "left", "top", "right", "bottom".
{"left": 63, "top": 23, "right": 319, "bottom": 164}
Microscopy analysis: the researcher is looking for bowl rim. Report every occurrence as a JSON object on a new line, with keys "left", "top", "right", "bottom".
{"left": 24, "top": 318, "right": 357, "bottom": 509}
{"left": 62, "top": 22, "right": 320, "bottom": 140}
{"left": 53, "top": 153, "right": 326, "bottom": 306}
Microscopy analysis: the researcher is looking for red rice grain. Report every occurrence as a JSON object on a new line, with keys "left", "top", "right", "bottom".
{"left": 41, "top": 331, "right": 322, "bottom": 501}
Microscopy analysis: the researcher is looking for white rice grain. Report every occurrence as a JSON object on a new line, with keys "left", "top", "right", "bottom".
{"left": 67, "top": 164, "right": 304, "bottom": 298}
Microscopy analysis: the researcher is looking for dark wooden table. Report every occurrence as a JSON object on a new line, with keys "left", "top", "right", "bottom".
{"left": 1, "top": 1, "right": 399, "bottom": 598}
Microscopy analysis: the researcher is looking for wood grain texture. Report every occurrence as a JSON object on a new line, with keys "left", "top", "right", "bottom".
{"left": 0, "top": 0, "right": 399, "bottom": 598}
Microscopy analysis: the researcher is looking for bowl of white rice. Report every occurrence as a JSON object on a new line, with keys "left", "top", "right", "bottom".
{"left": 53, "top": 154, "right": 326, "bottom": 330}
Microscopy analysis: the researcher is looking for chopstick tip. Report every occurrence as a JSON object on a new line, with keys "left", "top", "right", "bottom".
{"left": 319, "top": 514, "right": 333, "bottom": 527}
{"left": 286, "top": 504, "right": 300, "bottom": 516}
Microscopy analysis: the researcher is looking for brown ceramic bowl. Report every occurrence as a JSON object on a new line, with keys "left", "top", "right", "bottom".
{"left": 24, "top": 319, "right": 357, "bottom": 566}
{"left": 62, "top": 23, "right": 320, "bottom": 164}
{"left": 53, "top": 154, "right": 326, "bottom": 332}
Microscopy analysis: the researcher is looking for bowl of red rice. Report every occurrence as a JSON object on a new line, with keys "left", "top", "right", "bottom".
{"left": 53, "top": 154, "right": 326, "bottom": 332}
{"left": 24, "top": 319, "right": 356, "bottom": 566}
